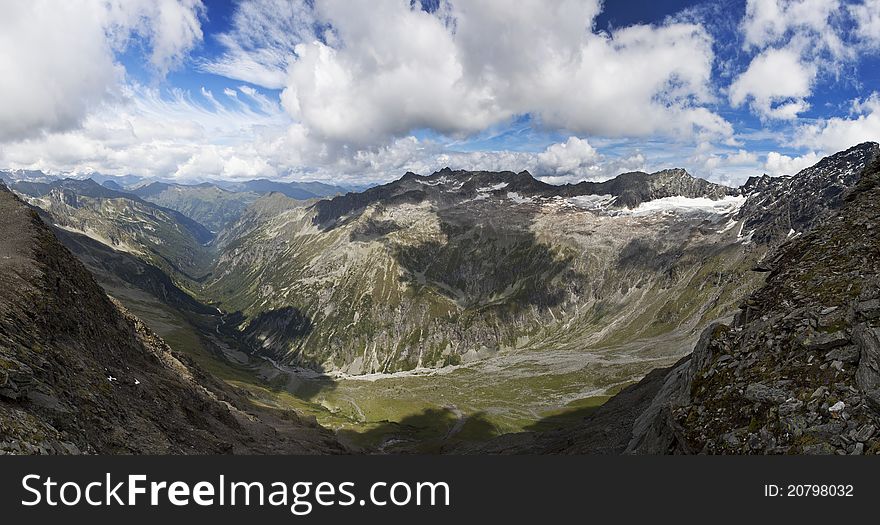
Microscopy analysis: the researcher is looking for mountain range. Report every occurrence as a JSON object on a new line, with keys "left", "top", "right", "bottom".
{"left": 1, "top": 141, "right": 879, "bottom": 454}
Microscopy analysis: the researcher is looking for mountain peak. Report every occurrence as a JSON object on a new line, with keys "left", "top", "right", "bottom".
{"left": 650, "top": 167, "right": 691, "bottom": 179}
{"left": 559, "top": 167, "right": 735, "bottom": 208}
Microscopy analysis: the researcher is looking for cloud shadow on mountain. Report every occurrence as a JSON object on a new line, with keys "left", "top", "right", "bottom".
{"left": 389, "top": 199, "right": 579, "bottom": 314}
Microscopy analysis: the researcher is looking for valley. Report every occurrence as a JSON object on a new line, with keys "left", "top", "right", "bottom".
{"left": 3, "top": 142, "right": 877, "bottom": 452}
{"left": 113, "top": 287, "right": 712, "bottom": 452}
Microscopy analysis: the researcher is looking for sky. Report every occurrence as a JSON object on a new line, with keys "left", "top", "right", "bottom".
{"left": 0, "top": 0, "right": 878, "bottom": 187}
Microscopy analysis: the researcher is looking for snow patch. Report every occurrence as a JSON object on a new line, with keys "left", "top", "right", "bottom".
{"left": 736, "top": 221, "right": 755, "bottom": 244}
{"left": 476, "top": 182, "right": 509, "bottom": 192}
{"left": 566, "top": 194, "right": 616, "bottom": 210}
{"left": 506, "top": 191, "right": 535, "bottom": 204}
{"left": 716, "top": 218, "right": 740, "bottom": 234}
{"left": 626, "top": 195, "right": 746, "bottom": 216}
{"left": 416, "top": 176, "right": 464, "bottom": 190}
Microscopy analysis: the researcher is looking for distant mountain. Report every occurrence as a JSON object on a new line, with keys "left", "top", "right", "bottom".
{"left": 125, "top": 179, "right": 347, "bottom": 232}
{"left": 132, "top": 181, "right": 259, "bottom": 232}
{"left": 312, "top": 167, "right": 736, "bottom": 227}
{"left": 0, "top": 184, "right": 344, "bottom": 454}
{"left": 85, "top": 173, "right": 146, "bottom": 188}
{"left": 101, "top": 179, "right": 125, "bottom": 191}
{"left": 10, "top": 178, "right": 214, "bottom": 281}
{"left": 0, "top": 169, "right": 57, "bottom": 184}
{"left": 557, "top": 167, "right": 738, "bottom": 207}
{"left": 222, "top": 178, "right": 348, "bottom": 200}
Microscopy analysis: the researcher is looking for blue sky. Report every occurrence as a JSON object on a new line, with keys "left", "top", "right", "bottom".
{"left": 1, "top": 0, "right": 879, "bottom": 185}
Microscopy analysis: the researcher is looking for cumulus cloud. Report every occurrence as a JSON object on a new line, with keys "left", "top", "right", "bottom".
{"left": 730, "top": 0, "right": 862, "bottom": 121}
{"left": 764, "top": 150, "right": 821, "bottom": 176}
{"left": 134, "top": 0, "right": 206, "bottom": 75}
{"left": 536, "top": 137, "right": 599, "bottom": 176}
{"left": 795, "top": 93, "right": 880, "bottom": 151}
{"left": 726, "top": 149, "right": 761, "bottom": 165}
{"left": 0, "top": 0, "right": 204, "bottom": 142}
{"left": 741, "top": 0, "right": 845, "bottom": 56}
{"left": 851, "top": 0, "right": 880, "bottom": 49}
{"left": 729, "top": 46, "right": 816, "bottom": 120}
{"left": 206, "top": 0, "right": 733, "bottom": 146}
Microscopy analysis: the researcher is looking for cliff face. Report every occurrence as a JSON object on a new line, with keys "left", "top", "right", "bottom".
{"left": 0, "top": 184, "right": 344, "bottom": 454}
{"left": 627, "top": 153, "right": 880, "bottom": 454}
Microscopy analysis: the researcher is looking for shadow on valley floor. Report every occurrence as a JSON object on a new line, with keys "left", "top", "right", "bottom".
{"left": 335, "top": 398, "right": 614, "bottom": 454}
{"left": 522, "top": 406, "right": 606, "bottom": 434}
{"left": 336, "top": 407, "right": 502, "bottom": 453}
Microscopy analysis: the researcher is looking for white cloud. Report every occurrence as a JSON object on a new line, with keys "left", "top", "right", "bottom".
{"left": 851, "top": 0, "right": 880, "bottom": 49}
{"left": 6, "top": 0, "right": 873, "bottom": 188}
{"left": 200, "top": 0, "right": 317, "bottom": 89}
{"left": 0, "top": 83, "right": 291, "bottom": 181}
{"left": 796, "top": 93, "right": 880, "bottom": 151}
{"left": 340, "top": 135, "right": 648, "bottom": 185}
{"left": 536, "top": 152, "right": 648, "bottom": 185}
{"left": 536, "top": 137, "right": 599, "bottom": 176}
{"left": 731, "top": 0, "right": 871, "bottom": 121}
{"left": 764, "top": 150, "right": 821, "bottom": 175}
{"left": 0, "top": 0, "right": 204, "bottom": 142}
{"left": 214, "top": 0, "right": 733, "bottom": 146}
{"left": 134, "top": 0, "right": 206, "bottom": 75}
{"left": 741, "top": 0, "right": 845, "bottom": 56}
{"left": 729, "top": 46, "right": 816, "bottom": 120}
{"left": 726, "top": 149, "right": 761, "bottom": 165}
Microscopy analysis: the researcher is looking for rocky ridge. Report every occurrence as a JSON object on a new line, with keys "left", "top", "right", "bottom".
{"left": 627, "top": 151, "right": 880, "bottom": 454}
{"left": 0, "top": 183, "right": 344, "bottom": 454}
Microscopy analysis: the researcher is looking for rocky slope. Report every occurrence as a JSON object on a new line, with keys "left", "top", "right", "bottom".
{"left": 462, "top": 145, "right": 880, "bottom": 455}
{"left": 204, "top": 148, "right": 879, "bottom": 376}
{"left": 0, "top": 184, "right": 344, "bottom": 454}
{"left": 736, "top": 142, "right": 879, "bottom": 246}
{"left": 627, "top": 150, "right": 880, "bottom": 455}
